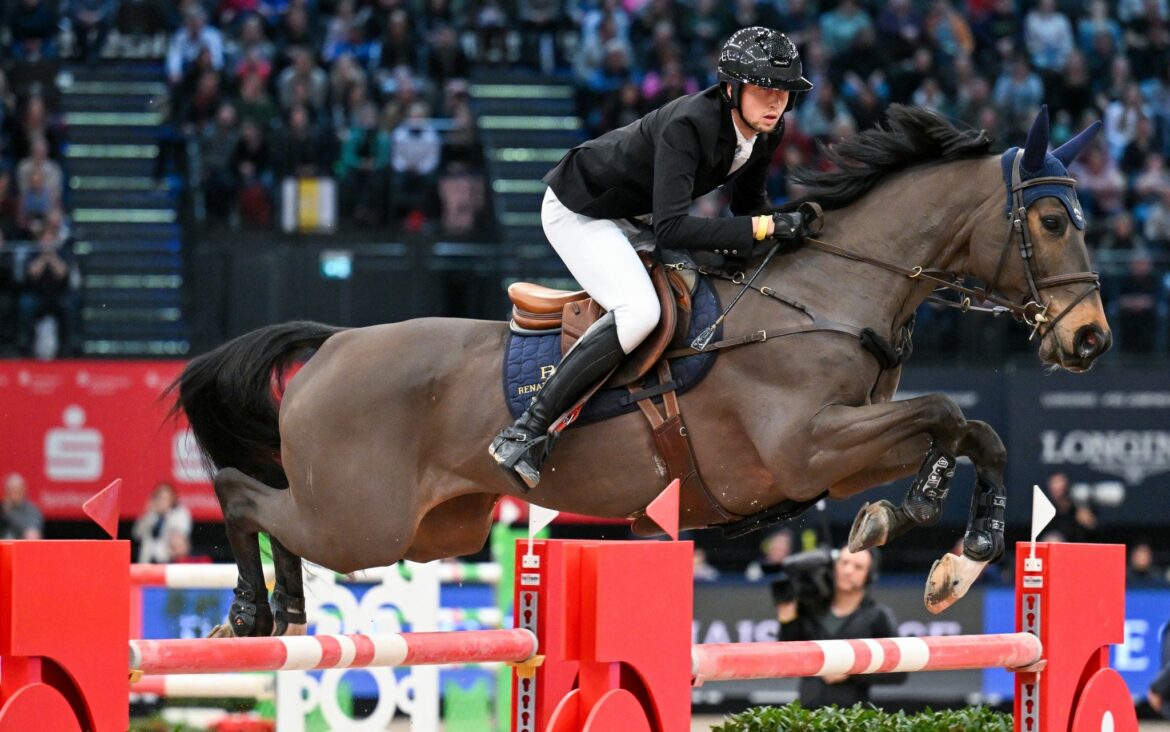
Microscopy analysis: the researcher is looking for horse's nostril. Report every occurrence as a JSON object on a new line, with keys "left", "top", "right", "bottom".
{"left": 1074, "top": 325, "right": 1109, "bottom": 360}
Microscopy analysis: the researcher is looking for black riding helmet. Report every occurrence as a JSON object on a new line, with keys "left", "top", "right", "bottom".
{"left": 718, "top": 27, "right": 813, "bottom": 112}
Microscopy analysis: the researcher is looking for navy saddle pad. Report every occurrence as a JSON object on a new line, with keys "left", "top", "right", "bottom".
{"left": 502, "top": 275, "right": 722, "bottom": 425}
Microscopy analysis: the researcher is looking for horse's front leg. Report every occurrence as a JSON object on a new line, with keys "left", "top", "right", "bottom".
{"left": 924, "top": 419, "right": 1007, "bottom": 614}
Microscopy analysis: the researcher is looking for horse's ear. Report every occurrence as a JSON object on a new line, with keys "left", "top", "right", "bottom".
{"left": 1052, "top": 120, "right": 1103, "bottom": 167}
{"left": 1021, "top": 105, "right": 1050, "bottom": 174}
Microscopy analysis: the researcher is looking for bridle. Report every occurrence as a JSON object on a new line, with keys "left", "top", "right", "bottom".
{"left": 801, "top": 150, "right": 1100, "bottom": 341}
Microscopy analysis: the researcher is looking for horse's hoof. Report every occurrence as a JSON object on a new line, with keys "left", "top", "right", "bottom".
{"left": 207, "top": 623, "right": 235, "bottom": 638}
{"left": 924, "top": 552, "right": 988, "bottom": 615}
{"left": 848, "top": 501, "right": 895, "bottom": 552}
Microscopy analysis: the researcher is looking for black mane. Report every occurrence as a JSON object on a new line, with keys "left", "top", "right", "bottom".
{"left": 789, "top": 105, "right": 994, "bottom": 211}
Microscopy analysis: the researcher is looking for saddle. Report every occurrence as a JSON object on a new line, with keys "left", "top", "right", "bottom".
{"left": 506, "top": 254, "right": 740, "bottom": 536}
{"left": 508, "top": 253, "right": 695, "bottom": 387}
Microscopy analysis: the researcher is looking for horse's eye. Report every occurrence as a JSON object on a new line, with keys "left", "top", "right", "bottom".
{"left": 1041, "top": 216, "right": 1064, "bottom": 233}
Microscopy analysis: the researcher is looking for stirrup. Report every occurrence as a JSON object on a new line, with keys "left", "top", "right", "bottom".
{"left": 490, "top": 427, "right": 550, "bottom": 491}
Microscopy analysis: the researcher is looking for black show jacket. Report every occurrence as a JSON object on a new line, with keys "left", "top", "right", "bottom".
{"left": 543, "top": 85, "right": 782, "bottom": 252}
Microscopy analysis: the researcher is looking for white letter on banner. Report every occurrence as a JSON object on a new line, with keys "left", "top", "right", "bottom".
{"left": 1114, "top": 619, "right": 1150, "bottom": 672}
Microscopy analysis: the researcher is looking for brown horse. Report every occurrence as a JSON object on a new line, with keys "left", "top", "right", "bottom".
{"left": 171, "top": 106, "right": 1110, "bottom": 637}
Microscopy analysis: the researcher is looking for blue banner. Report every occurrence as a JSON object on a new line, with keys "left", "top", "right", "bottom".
{"left": 982, "top": 586, "right": 1170, "bottom": 700}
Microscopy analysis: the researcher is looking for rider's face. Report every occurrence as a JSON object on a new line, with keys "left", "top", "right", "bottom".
{"left": 737, "top": 84, "right": 790, "bottom": 134}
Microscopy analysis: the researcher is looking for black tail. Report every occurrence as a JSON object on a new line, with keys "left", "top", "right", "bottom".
{"left": 166, "top": 321, "right": 346, "bottom": 487}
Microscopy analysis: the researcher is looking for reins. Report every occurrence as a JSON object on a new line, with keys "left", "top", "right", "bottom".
{"left": 673, "top": 152, "right": 1101, "bottom": 357}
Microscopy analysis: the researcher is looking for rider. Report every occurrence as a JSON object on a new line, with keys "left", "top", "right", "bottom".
{"left": 490, "top": 27, "right": 815, "bottom": 489}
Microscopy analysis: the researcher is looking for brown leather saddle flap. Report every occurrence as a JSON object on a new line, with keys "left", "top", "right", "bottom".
{"left": 560, "top": 257, "right": 693, "bottom": 386}
{"left": 509, "top": 282, "right": 588, "bottom": 330}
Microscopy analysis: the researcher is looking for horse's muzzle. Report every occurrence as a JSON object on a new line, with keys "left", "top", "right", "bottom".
{"left": 1040, "top": 322, "right": 1111, "bottom": 372}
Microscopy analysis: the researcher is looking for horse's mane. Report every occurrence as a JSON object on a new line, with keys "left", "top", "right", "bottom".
{"left": 789, "top": 104, "right": 994, "bottom": 212}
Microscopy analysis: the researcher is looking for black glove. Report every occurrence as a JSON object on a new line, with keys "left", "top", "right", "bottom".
{"left": 771, "top": 211, "right": 805, "bottom": 240}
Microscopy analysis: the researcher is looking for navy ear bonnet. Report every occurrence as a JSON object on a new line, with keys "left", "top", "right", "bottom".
{"left": 1000, "top": 148, "right": 1086, "bottom": 230}
{"left": 999, "top": 107, "right": 1102, "bottom": 232}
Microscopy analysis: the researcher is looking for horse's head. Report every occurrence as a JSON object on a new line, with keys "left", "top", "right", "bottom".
{"left": 968, "top": 107, "right": 1110, "bottom": 372}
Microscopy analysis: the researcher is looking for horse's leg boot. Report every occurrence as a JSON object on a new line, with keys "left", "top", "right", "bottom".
{"left": 962, "top": 474, "right": 1006, "bottom": 563}
{"left": 228, "top": 576, "right": 273, "bottom": 637}
{"left": 490, "top": 312, "right": 624, "bottom": 489}
{"left": 848, "top": 444, "right": 956, "bottom": 552}
{"left": 902, "top": 443, "right": 956, "bottom": 525}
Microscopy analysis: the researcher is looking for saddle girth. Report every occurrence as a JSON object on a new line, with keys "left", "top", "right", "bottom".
{"left": 626, "top": 361, "right": 734, "bottom": 535}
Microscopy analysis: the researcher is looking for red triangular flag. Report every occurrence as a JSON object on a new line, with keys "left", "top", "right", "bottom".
{"left": 646, "top": 478, "right": 681, "bottom": 541}
{"left": 82, "top": 479, "right": 122, "bottom": 539}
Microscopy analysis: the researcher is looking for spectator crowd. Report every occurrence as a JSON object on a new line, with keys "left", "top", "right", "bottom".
{"left": 2, "top": 0, "right": 1170, "bottom": 356}
{"left": 157, "top": 0, "right": 484, "bottom": 233}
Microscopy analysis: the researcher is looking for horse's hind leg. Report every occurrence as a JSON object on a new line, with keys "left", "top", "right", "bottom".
{"left": 269, "top": 536, "right": 307, "bottom": 636}
{"left": 213, "top": 467, "right": 302, "bottom": 636}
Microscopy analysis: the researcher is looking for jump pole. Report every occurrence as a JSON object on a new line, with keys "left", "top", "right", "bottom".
{"left": 129, "top": 629, "right": 537, "bottom": 675}
{"left": 128, "top": 561, "right": 503, "bottom": 588}
{"left": 511, "top": 539, "right": 1137, "bottom": 732}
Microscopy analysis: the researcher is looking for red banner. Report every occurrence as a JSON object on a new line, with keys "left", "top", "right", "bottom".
{"left": 0, "top": 360, "right": 220, "bottom": 520}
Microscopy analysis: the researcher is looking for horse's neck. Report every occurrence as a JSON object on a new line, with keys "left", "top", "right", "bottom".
{"left": 757, "top": 160, "right": 995, "bottom": 337}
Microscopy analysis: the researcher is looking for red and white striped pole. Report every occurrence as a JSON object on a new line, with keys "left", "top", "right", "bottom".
{"left": 130, "top": 629, "right": 537, "bottom": 675}
{"left": 691, "top": 632, "right": 1042, "bottom": 682}
{"left": 129, "top": 562, "right": 502, "bottom": 588}
{"left": 131, "top": 674, "right": 276, "bottom": 699}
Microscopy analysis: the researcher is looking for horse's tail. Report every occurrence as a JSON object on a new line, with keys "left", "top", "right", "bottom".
{"left": 166, "top": 321, "right": 346, "bottom": 487}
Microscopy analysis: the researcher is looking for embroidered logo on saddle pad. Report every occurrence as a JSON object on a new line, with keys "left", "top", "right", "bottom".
{"left": 503, "top": 277, "right": 723, "bottom": 424}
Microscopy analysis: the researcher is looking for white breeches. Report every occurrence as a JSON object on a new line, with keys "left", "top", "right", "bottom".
{"left": 541, "top": 187, "right": 660, "bottom": 354}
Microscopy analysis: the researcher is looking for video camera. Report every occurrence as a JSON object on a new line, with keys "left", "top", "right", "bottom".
{"left": 767, "top": 547, "right": 838, "bottom": 611}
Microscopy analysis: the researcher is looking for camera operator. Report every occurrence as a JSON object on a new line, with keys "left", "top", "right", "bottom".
{"left": 771, "top": 545, "right": 906, "bottom": 708}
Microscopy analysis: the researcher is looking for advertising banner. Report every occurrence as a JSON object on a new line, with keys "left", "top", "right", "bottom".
{"left": 1005, "top": 367, "right": 1170, "bottom": 525}
{"left": 982, "top": 585, "right": 1166, "bottom": 701}
{"left": 0, "top": 360, "right": 220, "bottom": 520}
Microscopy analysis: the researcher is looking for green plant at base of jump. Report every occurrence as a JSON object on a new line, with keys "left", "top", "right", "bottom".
{"left": 711, "top": 702, "right": 1013, "bottom": 732}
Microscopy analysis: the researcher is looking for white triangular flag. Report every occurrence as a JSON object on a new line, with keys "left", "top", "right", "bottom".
{"left": 527, "top": 504, "right": 560, "bottom": 555}
{"left": 1031, "top": 484, "right": 1056, "bottom": 544}
{"left": 1029, "top": 484, "right": 1058, "bottom": 566}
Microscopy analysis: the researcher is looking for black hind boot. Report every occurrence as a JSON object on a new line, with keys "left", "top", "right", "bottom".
{"left": 490, "top": 312, "right": 624, "bottom": 489}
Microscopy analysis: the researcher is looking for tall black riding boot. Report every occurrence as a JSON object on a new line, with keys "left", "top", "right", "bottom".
{"left": 490, "top": 312, "right": 625, "bottom": 489}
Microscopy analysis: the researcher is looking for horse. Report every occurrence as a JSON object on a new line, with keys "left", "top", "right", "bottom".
{"left": 171, "top": 105, "right": 1110, "bottom": 637}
